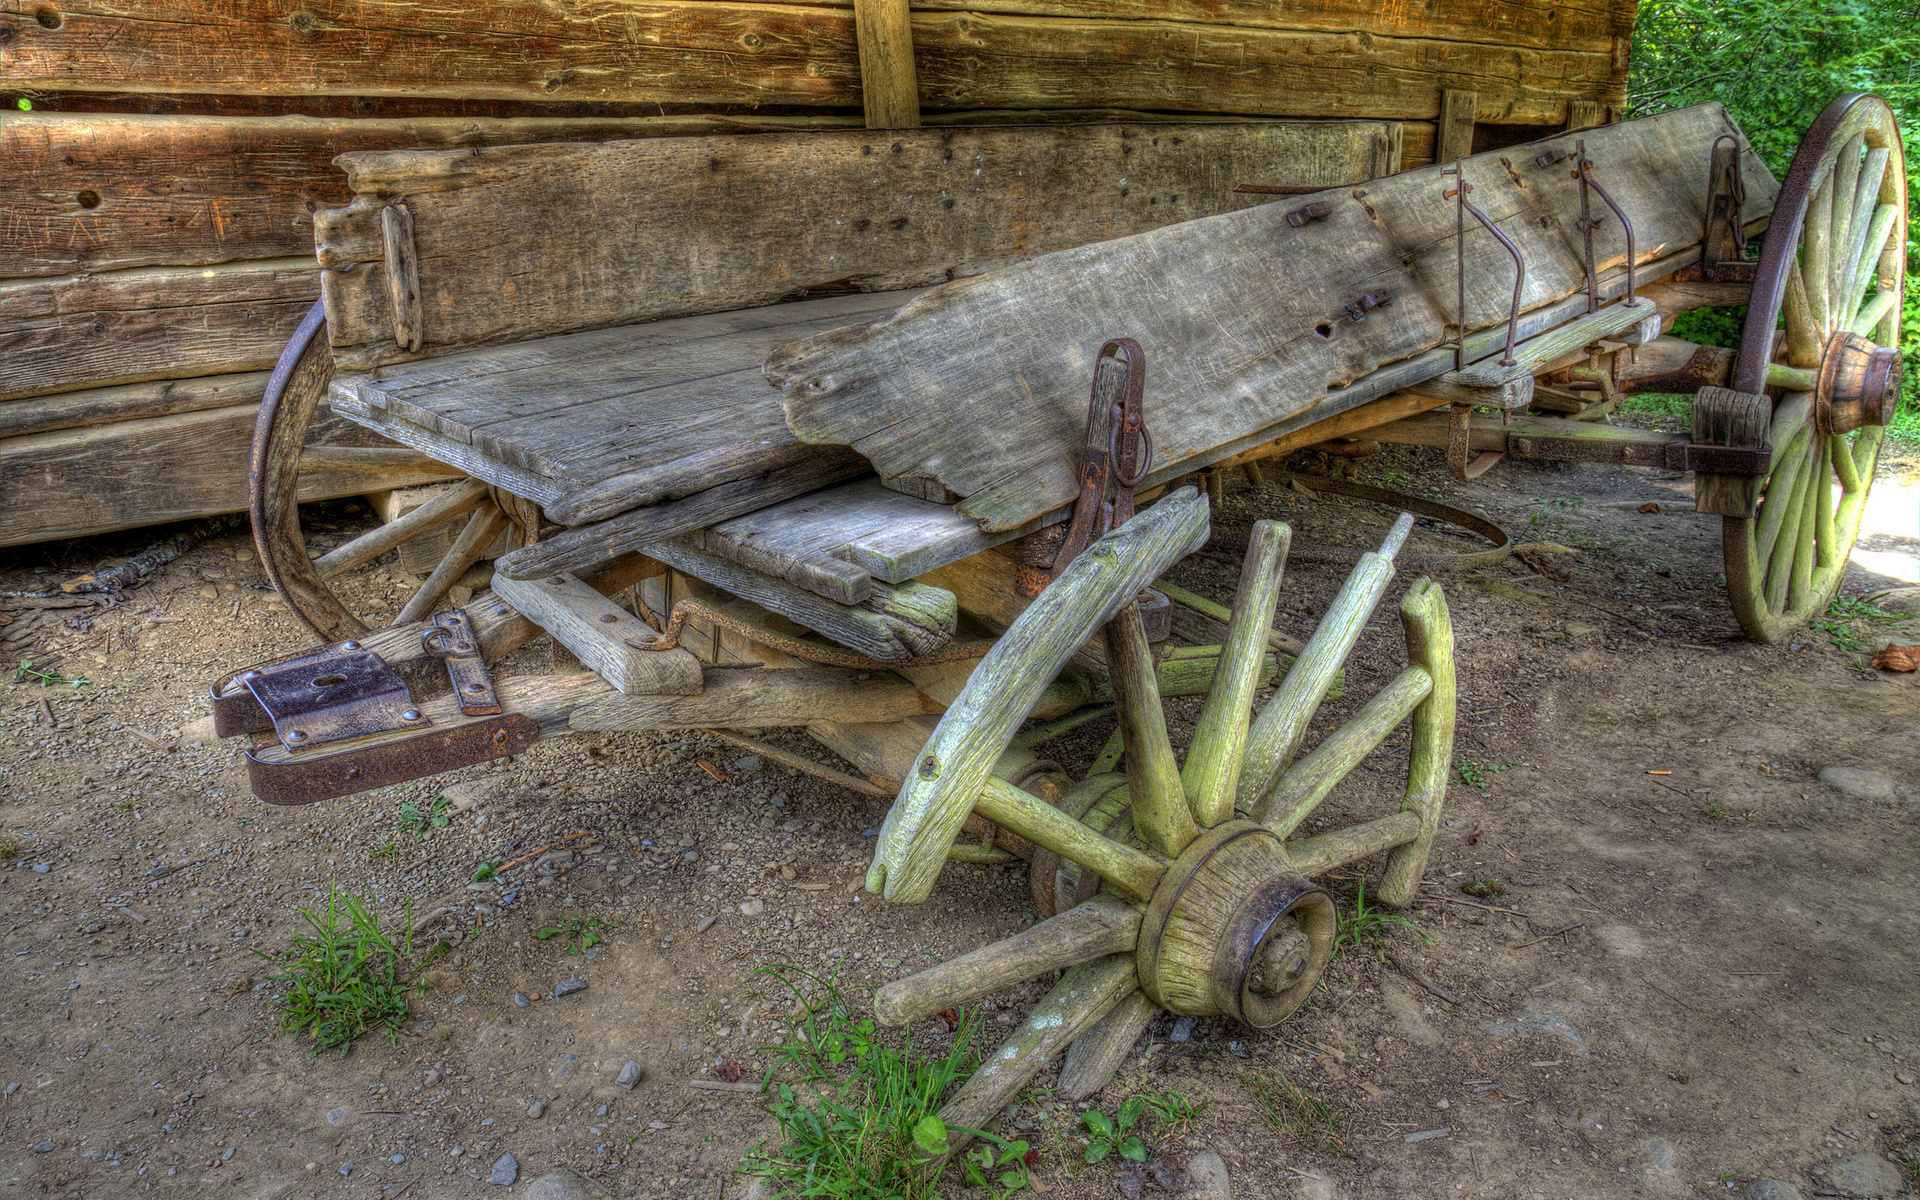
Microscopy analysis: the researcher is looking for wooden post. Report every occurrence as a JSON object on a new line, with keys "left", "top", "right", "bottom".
{"left": 1566, "top": 101, "right": 1606, "bottom": 130}
{"left": 1436, "top": 89, "right": 1477, "bottom": 164}
{"left": 854, "top": 0, "right": 921, "bottom": 129}
{"left": 1376, "top": 579, "right": 1455, "bottom": 907}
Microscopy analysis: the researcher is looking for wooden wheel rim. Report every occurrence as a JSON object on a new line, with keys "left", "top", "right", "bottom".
{"left": 1724, "top": 93, "right": 1905, "bottom": 643}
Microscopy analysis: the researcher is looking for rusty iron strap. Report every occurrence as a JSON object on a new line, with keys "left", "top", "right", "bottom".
{"left": 247, "top": 713, "right": 538, "bottom": 806}
{"left": 1051, "top": 338, "right": 1153, "bottom": 580}
{"left": 625, "top": 597, "right": 993, "bottom": 670}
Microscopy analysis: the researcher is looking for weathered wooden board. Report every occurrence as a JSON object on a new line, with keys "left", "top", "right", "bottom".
{"left": 771, "top": 103, "right": 1776, "bottom": 531}
{"left": 0, "top": 258, "right": 317, "bottom": 401}
{"left": 0, "top": 371, "right": 268, "bottom": 440}
{"left": 0, "top": 403, "right": 446, "bottom": 548}
{"left": 2, "top": 114, "right": 891, "bottom": 278}
{"left": 315, "top": 121, "right": 1398, "bottom": 367}
{"left": 7, "top": 3, "right": 1620, "bottom": 126}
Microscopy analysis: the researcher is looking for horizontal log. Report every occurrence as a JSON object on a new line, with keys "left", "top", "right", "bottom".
{"left": 0, "top": 258, "right": 318, "bottom": 401}
{"left": 567, "top": 664, "right": 940, "bottom": 731}
{"left": 0, "top": 370, "right": 267, "bottom": 439}
{"left": 0, "top": 402, "right": 451, "bottom": 547}
{"left": 4, "top": 3, "right": 1621, "bottom": 127}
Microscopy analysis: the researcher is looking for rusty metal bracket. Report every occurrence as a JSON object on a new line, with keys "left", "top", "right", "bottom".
{"left": 1445, "top": 405, "right": 1505, "bottom": 481}
{"left": 223, "top": 642, "right": 429, "bottom": 753}
{"left": 1572, "top": 139, "right": 1639, "bottom": 310}
{"left": 247, "top": 713, "right": 538, "bottom": 806}
{"left": 1700, "top": 134, "right": 1758, "bottom": 283}
{"left": 424, "top": 609, "right": 502, "bottom": 715}
{"left": 1050, "top": 338, "right": 1152, "bottom": 580}
{"left": 1287, "top": 201, "right": 1332, "bottom": 228}
{"left": 1442, "top": 162, "right": 1526, "bottom": 371}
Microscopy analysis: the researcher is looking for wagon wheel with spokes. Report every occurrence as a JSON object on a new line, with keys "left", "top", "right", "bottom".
{"left": 251, "top": 301, "right": 542, "bottom": 641}
{"left": 1722, "top": 93, "right": 1906, "bottom": 643}
{"left": 860, "top": 488, "right": 1454, "bottom": 1135}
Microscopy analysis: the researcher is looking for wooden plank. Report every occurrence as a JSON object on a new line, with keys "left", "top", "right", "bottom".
{"left": 487, "top": 571, "right": 703, "bottom": 695}
{"left": 0, "top": 258, "right": 317, "bottom": 401}
{"left": 771, "top": 103, "right": 1776, "bottom": 532}
{"left": 1, "top": 113, "right": 877, "bottom": 278}
{"left": 0, "top": 370, "right": 268, "bottom": 440}
{"left": 1435, "top": 89, "right": 1477, "bottom": 164}
{"left": 638, "top": 538, "right": 959, "bottom": 663}
{"left": 1441, "top": 300, "right": 1651, "bottom": 388}
{"left": 0, "top": 403, "right": 449, "bottom": 548}
{"left": 1567, "top": 100, "right": 1608, "bottom": 130}
{"left": 569, "top": 665, "right": 939, "bottom": 733}
{"left": 314, "top": 121, "right": 1401, "bottom": 365}
{"left": 855, "top": 0, "right": 921, "bottom": 129}
{"left": 8, "top": 4, "right": 1623, "bottom": 124}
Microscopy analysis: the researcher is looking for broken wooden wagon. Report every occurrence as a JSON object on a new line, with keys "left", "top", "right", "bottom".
{"left": 212, "top": 94, "right": 1904, "bottom": 1119}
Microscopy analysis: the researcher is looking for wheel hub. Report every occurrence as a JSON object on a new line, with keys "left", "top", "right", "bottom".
{"left": 1816, "top": 330, "right": 1903, "bottom": 433}
{"left": 1134, "top": 821, "right": 1335, "bottom": 1028}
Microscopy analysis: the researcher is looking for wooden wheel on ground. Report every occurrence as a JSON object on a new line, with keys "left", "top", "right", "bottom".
{"left": 862, "top": 488, "right": 1455, "bottom": 1135}
{"left": 1722, "top": 93, "right": 1906, "bottom": 643}
{"left": 250, "top": 300, "right": 541, "bottom": 641}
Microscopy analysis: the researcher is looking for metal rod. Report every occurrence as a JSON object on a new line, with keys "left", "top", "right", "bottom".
{"left": 1445, "top": 161, "right": 1526, "bottom": 368}
{"left": 1575, "top": 140, "right": 1643, "bottom": 308}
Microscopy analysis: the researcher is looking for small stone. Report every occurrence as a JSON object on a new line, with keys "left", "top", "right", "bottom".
{"left": 1742, "top": 1180, "right": 1804, "bottom": 1200}
{"left": 1184, "top": 1149, "right": 1233, "bottom": 1200}
{"left": 490, "top": 1153, "right": 519, "bottom": 1186}
{"left": 527, "top": 1099, "right": 548, "bottom": 1119}
{"left": 424, "top": 1068, "right": 441, "bottom": 1085}
{"left": 325, "top": 1107, "right": 349, "bottom": 1126}
{"left": 616, "top": 1061, "right": 643, "bottom": 1090}
{"left": 390, "top": 1153, "right": 405, "bottom": 1164}
{"left": 739, "top": 899, "right": 766, "bottom": 918}
{"left": 552, "top": 977, "right": 587, "bottom": 998}
{"left": 1170, "top": 1016, "right": 1196, "bottom": 1043}
{"left": 514, "top": 991, "right": 530, "bottom": 1008}
{"left": 31, "top": 863, "right": 50, "bottom": 874}
{"left": 733, "top": 754, "right": 763, "bottom": 775}
{"left": 32, "top": 1140, "right": 54, "bottom": 1154}
{"left": 305, "top": 1162, "right": 318, "bottom": 1174}
{"left": 1897, "top": 1072, "right": 1915, "bottom": 1085}
{"left": 524, "top": 1173, "right": 599, "bottom": 1200}
{"left": 1816, "top": 767, "right": 1897, "bottom": 800}
{"left": 1825, "top": 1152, "right": 1905, "bottom": 1198}
{"left": 694, "top": 915, "right": 717, "bottom": 934}
{"left": 338, "top": 1163, "right": 353, "bottom": 1176}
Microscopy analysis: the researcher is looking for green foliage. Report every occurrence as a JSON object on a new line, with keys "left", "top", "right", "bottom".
{"left": 1814, "top": 594, "right": 1910, "bottom": 650}
{"left": 741, "top": 966, "right": 1025, "bottom": 1199}
{"left": 396, "top": 794, "right": 451, "bottom": 841}
{"left": 1334, "top": 874, "right": 1432, "bottom": 954}
{"left": 1455, "top": 759, "right": 1514, "bottom": 789}
{"left": 1631, "top": 0, "right": 1920, "bottom": 427}
{"left": 0, "top": 836, "right": 17, "bottom": 860}
{"left": 471, "top": 859, "right": 503, "bottom": 882}
{"left": 256, "top": 884, "right": 428, "bottom": 1057}
{"left": 1082, "top": 1097, "right": 1149, "bottom": 1164}
{"left": 536, "top": 917, "right": 606, "bottom": 955}
{"left": 368, "top": 840, "right": 401, "bottom": 864}
{"left": 1142, "top": 1089, "right": 1202, "bottom": 1130}
{"left": 14, "top": 661, "right": 90, "bottom": 688}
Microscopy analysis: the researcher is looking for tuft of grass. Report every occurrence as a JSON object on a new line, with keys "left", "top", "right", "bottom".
{"left": 255, "top": 884, "right": 429, "bottom": 1057}
{"left": 536, "top": 916, "right": 607, "bottom": 955}
{"left": 368, "top": 840, "right": 402, "bottom": 864}
{"left": 1245, "top": 1070, "right": 1346, "bottom": 1156}
{"left": 0, "top": 836, "right": 17, "bottom": 860}
{"left": 396, "top": 795, "right": 451, "bottom": 841}
{"left": 741, "top": 965, "right": 1029, "bottom": 1199}
{"left": 1143, "top": 1088, "right": 1202, "bottom": 1131}
{"left": 1334, "top": 874, "right": 1432, "bottom": 954}
{"left": 1814, "top": 595, "right": 1909, "bottom": 652}
{"left": 1620, "top": 392, "right": 1693, "bottom": 422}
{"left": 1455, "top": 759, "right": 1514, "bottom": 790}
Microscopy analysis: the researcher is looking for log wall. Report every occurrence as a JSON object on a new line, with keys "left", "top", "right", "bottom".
{"left": 0, "top": 0, "right": 1634, "bottom": 547}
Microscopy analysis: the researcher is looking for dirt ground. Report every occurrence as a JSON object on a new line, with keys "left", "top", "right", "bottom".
{"left": 2, "top": 433, "right": 1917, "bottom": 1200}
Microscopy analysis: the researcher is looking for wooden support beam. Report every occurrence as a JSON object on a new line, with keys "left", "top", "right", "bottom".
{"left": 569, "top": 665, "right": 938, "bottom": 733}
{"left": 1436, "top": 89, "right": 1477, "bottom": 163}
{"left": 871, "top": 896, "right": 1139, "bottom": 1026}
{"left": 488, "top": 570, "right": 704, "bottom": 696}
{"left": 1567, "top": 100, "right": 1607, "bottom": 130}
{"left": 855, "top": 0, "right": 921, "bottom": 129}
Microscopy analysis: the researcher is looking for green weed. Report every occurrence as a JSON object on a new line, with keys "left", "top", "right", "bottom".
{"left": 1143, "top": 1088, "right": 1202, "bottom": 1131}
{"left": 1814, "top": 595, "right": 1909, "bottom": 652}
{"left": 255, "top": 884, "right": 429, "bottom": 1057}
{"left": 471, "top": 859, "right": 503, "bottom": 882}
{"left": 1082, "top": 1096, "right": 1148, "bottom": 1164}
{"left": 1455, "top": 759, "right": 1514, "bottom": 790}
{"left": 1620, "top": 392, "right": 1693, "bottom": 421}
{"left": 1334, "top": 874, "right": 1432, "bottom": 954}
{"left": 1245, "top": 1070, "right": 1346, "bottom": 1156}
{"left": 14, "top": 661, "right": 89, "bottom": 688}
{"left": 396, "top": 795, "right": 451, "bottom": 841}
{"left": 368, "top": 840, "right": 402, "bottom": 864}
{"left": 742, "top": 965, "right": 1025, "bottom": 1199}
{"left": 536, "top": 917, "right": 606, "bottom": 955}
{"left": 0, "top": 836, "right": 17, "bottom": 860}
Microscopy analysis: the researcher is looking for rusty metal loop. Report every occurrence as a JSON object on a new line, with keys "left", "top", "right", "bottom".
{"left": 1254, "top": 472, "right": 1514, "bottom": 570}
{"left": 626, "top": 596, "right": 994, "bottom": 670}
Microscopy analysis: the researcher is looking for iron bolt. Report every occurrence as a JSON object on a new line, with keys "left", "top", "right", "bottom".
{"left": 285, "top": 730, "right": 307, "bottom": 743}
{"left": 402, "top": 709, "right": 422, "bottom": 721}
{"left": 343, "top": 641, "right": 361, "bottom": 651}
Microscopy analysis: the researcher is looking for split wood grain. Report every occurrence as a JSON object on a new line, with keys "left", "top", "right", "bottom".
{"left": 567, "top": 665, "right": 938, "bottom": 733}
{"left": 487, "top": 571, "right": 703, "bottom": 696}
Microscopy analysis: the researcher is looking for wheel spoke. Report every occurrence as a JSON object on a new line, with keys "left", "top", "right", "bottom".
{"left": 1378, "top": 578, "right": 1455, "bottom": 906}
{"left": 871, "top": 897, "right": 1139, "bottom": 1027}
{"left": 975, "top": 776, "right": 1164, "bottom": 902}
{"left": 1787, "top": 441, "right": 1821, "bottom": 613}
{"left": 395, "top": 501, "right": 509, "bottom": 625}
{"left": 1852, "top": 289, "right": 1899, "bottom": 339}
{"left": 1826, "top": 134, "right": 1866, "bottom": 319}
{"left": 1103, "top": 603, "right": 1198, "bottom": 857}
{"left": 1784, "top": 261, "right": 1822, "bottom": 367}
{"left": 1835, "top": 147, "right": 1889, "bottom": 312}
{"left": 1058, "top": 989, "right": 1159, "bottom": 1100}
{"left": 1264, "top": 664, "right": 1432, "bottom": 838}
{"left": 1762, "top": 442, "right": 1814, "bottom": 611}
{"left": 1814, "top": 436, "right": 1838, "bottom": 571}
{"left": 313, "top": 477, "right": 490, "bottom": 582}
{"left": 1182, "top": 519, "right": 1291, "bottom": 827}
{"left": 1842, "top": 202, "right": 1900, "bottom": 327}
{"left": 1804, "top": 169, "right": 1836, "bottom": 334}
{"left": 1753, "top": 421, "right": 1813, "bottom": 569}
{"left": 1287, "top": 810, "right": 1423, "bottom": 876}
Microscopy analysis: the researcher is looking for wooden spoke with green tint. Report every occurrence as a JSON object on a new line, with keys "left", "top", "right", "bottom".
{"left": 867, "top": 502, "right": 1456, "bottom": 1141}
{"left": 1723, "top": 94, "right": 1904, "bottom": 644}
